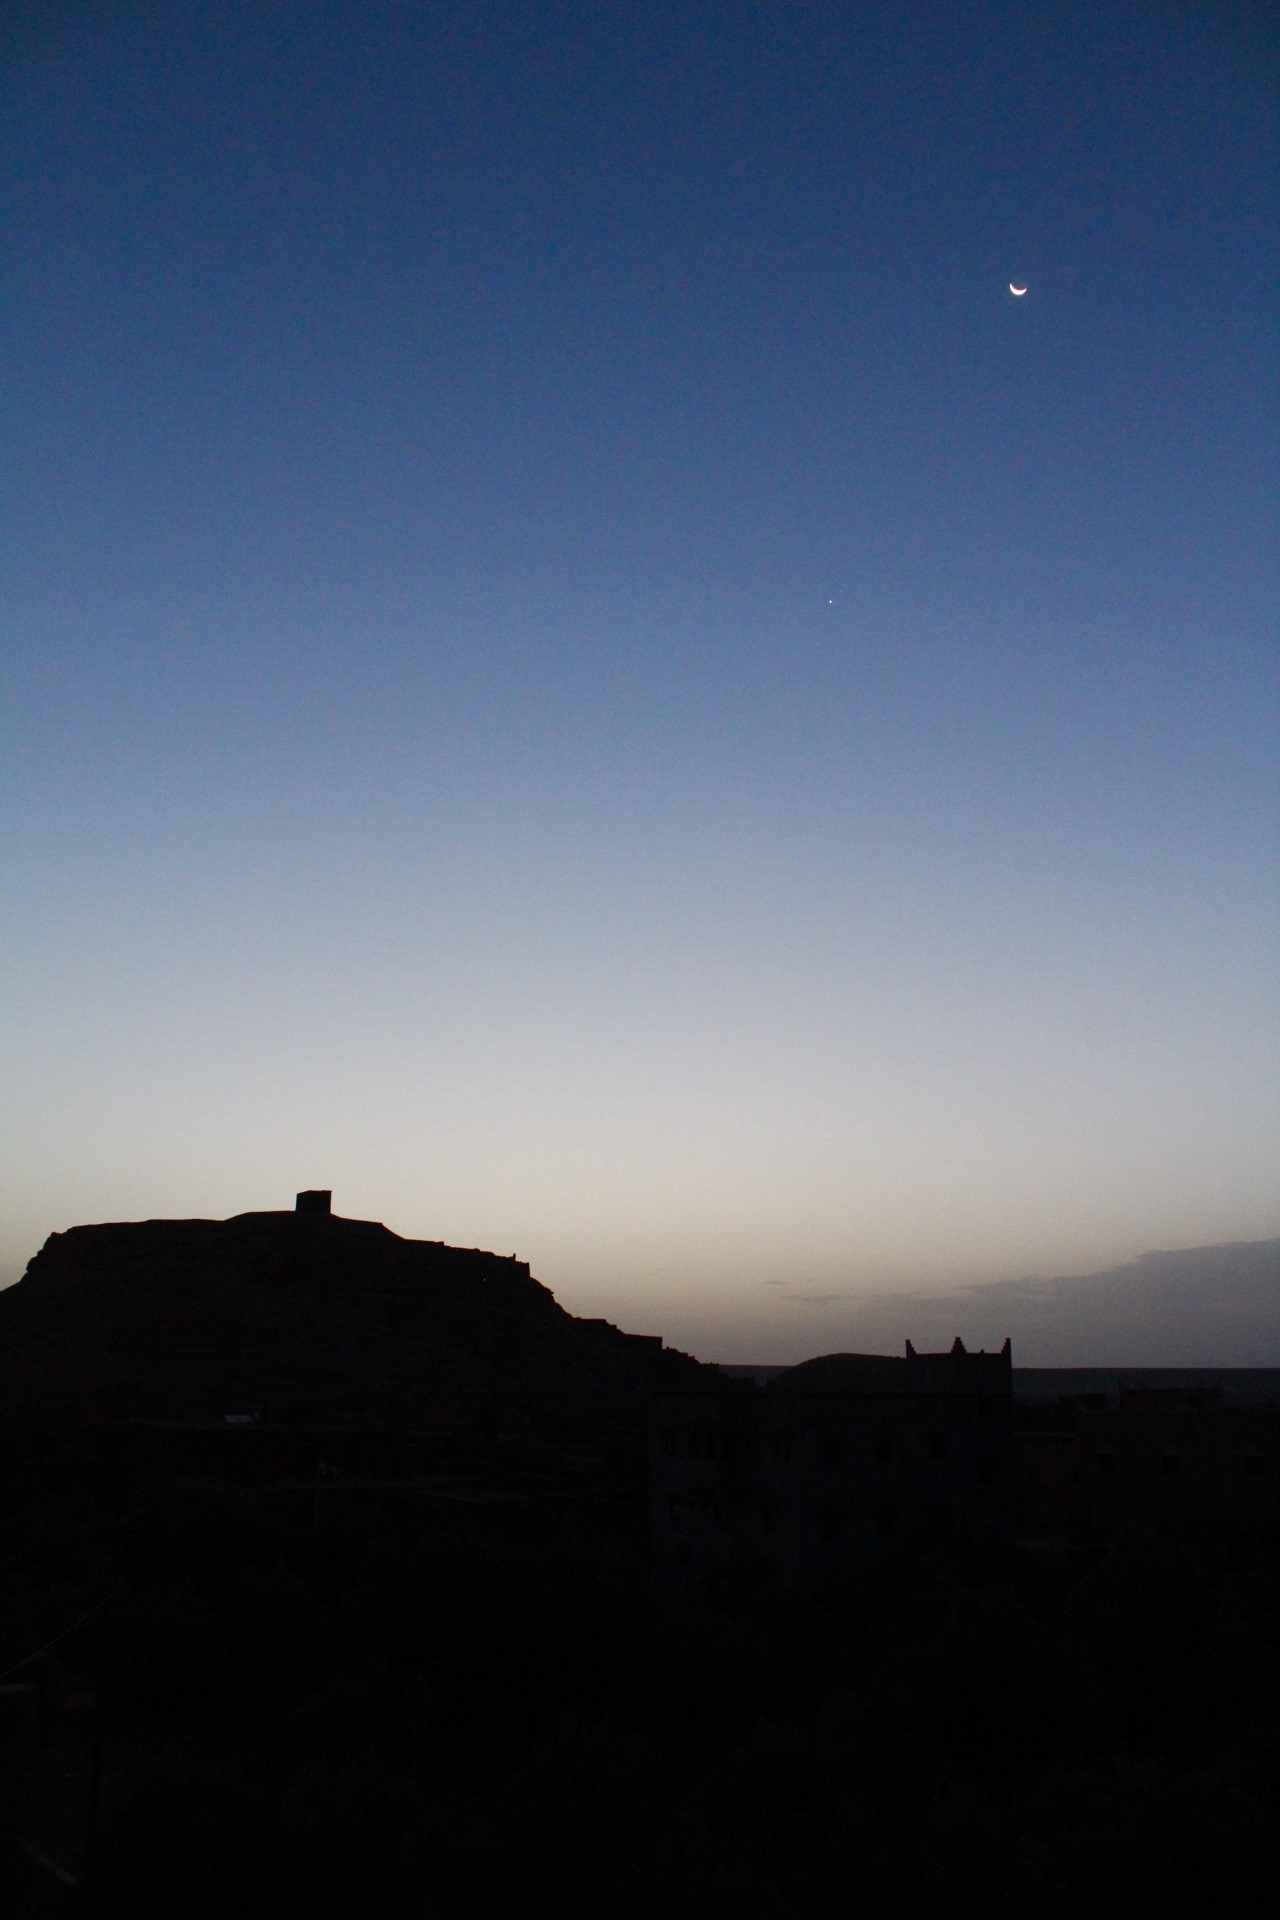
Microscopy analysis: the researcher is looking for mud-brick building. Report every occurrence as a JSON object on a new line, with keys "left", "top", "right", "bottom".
{"left": 651, "top": 1338, "right": 1014, "bottom": 1578}
{"left": 1016, "top": 1379, "right": 1280, "bottom": 1547}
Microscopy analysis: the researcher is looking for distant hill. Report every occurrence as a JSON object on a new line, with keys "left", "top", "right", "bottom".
{"left": 0, "top": 1206, "right": 704, "bottom": 1427}
{"left": 808, "top": 1240, "right": 1280, "bottom": 1367}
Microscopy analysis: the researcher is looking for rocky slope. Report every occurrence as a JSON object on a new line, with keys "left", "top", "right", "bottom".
{"left": 0, "top": 1207, "right": 703, "bottom": 1427}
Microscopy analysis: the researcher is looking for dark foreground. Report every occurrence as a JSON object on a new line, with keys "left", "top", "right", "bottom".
{"left": 1, "top": 1484, "right": 1276, "bottom": 1920}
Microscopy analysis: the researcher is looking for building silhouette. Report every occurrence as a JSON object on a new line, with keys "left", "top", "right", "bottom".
{"left": 1015, "top": 1377, "right": 1279, "bottom": 1545}
{"left": 652, "top": 1338, "right": 1015, "bottom": 1578}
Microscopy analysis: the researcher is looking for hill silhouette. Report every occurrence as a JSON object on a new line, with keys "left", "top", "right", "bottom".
{"left": 0, "top": 1202, "right": 704, "bottom": 1428}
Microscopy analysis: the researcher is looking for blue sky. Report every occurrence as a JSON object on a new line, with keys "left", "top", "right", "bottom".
{"left": 2, "top": 1, "right": 1276, "bottom": 1353}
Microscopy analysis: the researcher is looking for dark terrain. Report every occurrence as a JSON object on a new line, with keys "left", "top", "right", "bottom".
{"left": 0, "top": 1208, "right": 1276, "bottom": 1918}
{"left": 0, "top": 1206, "right": 701, "bottom": 1426}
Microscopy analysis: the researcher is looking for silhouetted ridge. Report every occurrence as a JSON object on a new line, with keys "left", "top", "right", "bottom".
{"left": 770, "top": 1353, "right": 906, "bottom": 1393}
{"left": 0, "top": 1205, "right": 703, "bottom": 1427}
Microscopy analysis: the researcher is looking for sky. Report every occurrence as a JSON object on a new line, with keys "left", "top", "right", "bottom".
{"left": 2, "top": 1, "right": 1277, "bottom": 1354}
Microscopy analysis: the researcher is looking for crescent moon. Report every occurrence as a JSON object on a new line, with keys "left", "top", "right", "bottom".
{"left": 1009, "top": 283, "right": 1028, "bottom": 296}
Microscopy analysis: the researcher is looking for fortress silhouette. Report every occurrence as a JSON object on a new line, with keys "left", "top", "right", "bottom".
{"left": 1, "top": 1194, "right": 1275, "bottom": 1562}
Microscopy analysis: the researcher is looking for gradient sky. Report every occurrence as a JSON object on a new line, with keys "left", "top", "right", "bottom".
{"left": 2, "top": 1, "right": 1276, "bottom": 1351}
